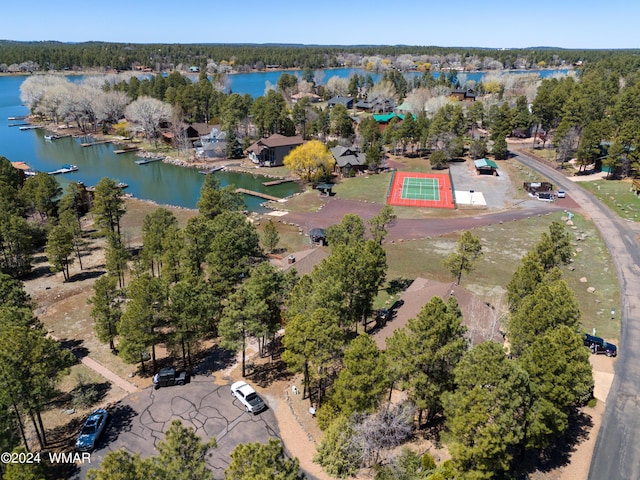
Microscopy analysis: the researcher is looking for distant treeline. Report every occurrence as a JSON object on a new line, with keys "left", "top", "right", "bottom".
{"left": 1, "top": 40, "right": 640, "bottom": 72}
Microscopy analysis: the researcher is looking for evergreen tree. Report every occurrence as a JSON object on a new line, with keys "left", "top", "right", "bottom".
{"left": 46, "top": 224, "right": 74, "bottom": 281}
{"left": 508, "top": 278, "right": 581, "bottom": 356}
{"left": 520, "top": 325, "right": 593, "bottom": 449}
{"left": 88, "top": 274, "right": 123, "bottom": 351}
{"left": 261, "top": 219, "right": 280, "bottom": 254}
{"left": 442, "top": 231, "right": 482, "bottom": 285}
{"left": 443, "top": 342, "right": 529, "bottom": 480}
{"left": 196, "top": 174, "right": 244, "bottom": 221}
{"left": 386, "top": 296, "right": 467, "bottom": 425}
{"left": 225, "top": 439, "right": 302, "bottom": 480}
{"left": 330, "top": 334, "right": 388, "bottom": 417}
{"left": 92, "top": 177, "right": 126, "bottom": 236}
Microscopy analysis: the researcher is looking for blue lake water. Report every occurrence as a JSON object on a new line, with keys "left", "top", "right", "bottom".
{"left": 0, "top": 75, "right": 300, "bottom": 211}
{"left": 227, "top": 67, "right": 570, "bottom": 98}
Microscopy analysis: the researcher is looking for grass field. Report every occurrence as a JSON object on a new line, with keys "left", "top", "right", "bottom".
{"left": 578, "top": 178, "right": 640, "bottom": 222}
{"left": 380, "top": 211, "right": 620, "bottom": 341}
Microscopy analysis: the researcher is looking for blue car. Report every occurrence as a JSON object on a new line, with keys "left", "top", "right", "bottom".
{"left": 75, "top": 408, "right": 108, "bottom": 451}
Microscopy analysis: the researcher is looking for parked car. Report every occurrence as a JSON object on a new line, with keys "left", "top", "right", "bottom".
{"left": 584, "top": 333, "right": 617, "bottom": 357}
{"left": 230, "top": 381, "right": 266, "bottom": 413}
{"left": 153, "top": 366, "right": 188, "bottom": 389}
{"left": 557, "top": 190, "right": 566, "bottom": 198}
{"left": 75, "top": 408, "right": 108, "bottom": 451}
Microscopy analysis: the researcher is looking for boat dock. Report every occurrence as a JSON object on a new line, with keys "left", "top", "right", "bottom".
{"left": 8, "top": 123, "right": 30, "bottom": 127}
{"left": 199, "top": 165, "right": 226, "bottom": 174}
{"left": 135, "top": 157, "right": 163, "bottom": 165}
{"left": 262, "top": 179, "right": 294, "bottom": 186}
{"left": 19, "top": 125, "right": 41, "bottom": 130}
{"left": 81, "top": 140, "right": 112, "bottom": 147}
{"left": 114, "top": 147, "right": 140, "bottom": 154}
{"left": 8, "top": 116, "right": 27, "bottom": 121}
{"left": 235, "top": 188, "right": 283, "bottom": 202}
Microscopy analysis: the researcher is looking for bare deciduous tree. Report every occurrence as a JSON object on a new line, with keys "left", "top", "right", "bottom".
{"left": 352, "top": 403, "right": 415, "bottom": 467}
{"left": 124, "top": 96, "right": 173, "bottom": 147}
{"left": 95, "top": 90, "right": 130, "bottom": 130}
{"left": 325, "top": 76, "right": 350, "bottom": 97}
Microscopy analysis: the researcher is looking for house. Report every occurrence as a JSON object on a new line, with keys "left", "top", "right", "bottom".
{"left": 245, "top": 134, "right": 304, "bottom": 167}
{"left": 269, "top": 248, "right": 329, "bottom": 277}
{"left": 331, "top": 146, "right": 367, "bottom": 175}
{"left": 327, "top": 96, "right": 354, "bottom": 109}
{"left": 195, "top": 127, "right": 228, "bottom": 159}
{"left": 373, "top": 278, "right": 504, "bottom": 349}
{"left": 450, "top": 88, "right": 476, "bottom": 102}
{"left": 355, "top": 97, "right": 396, "bottom": 113}
{"left": 474, "top": 158, "right": 499, "bottom": 175}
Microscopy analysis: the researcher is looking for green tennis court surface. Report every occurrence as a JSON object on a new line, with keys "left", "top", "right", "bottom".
{"left": 401, "top": 177, "right": 441, "bottom": 201}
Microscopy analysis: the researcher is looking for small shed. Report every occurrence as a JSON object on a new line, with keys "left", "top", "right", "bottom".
{"left": 474, "top": 158, "right": 499, "bottom": 175}
{"left": 309, "top": 228, "right": 327, "bottom": 246}
{"left": 316, "top": 183, "right": 335, "bottom": 196}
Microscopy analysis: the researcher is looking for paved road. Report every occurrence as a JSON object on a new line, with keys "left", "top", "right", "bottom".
{"left": 512, "top": 149, "right": 640, "bottom": 480}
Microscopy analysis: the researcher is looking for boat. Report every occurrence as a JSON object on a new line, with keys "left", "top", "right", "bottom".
{"left": 44, "top": 134, "right": 60, "bottom": 141}
{"left": 135, "top": 156, "right": 164, "bottom": 165}
{"left": 48, "top": 164, "right": 78, "bottom": 175}
{"left": 116, "top": 182, "right": 128, "bottom": 189}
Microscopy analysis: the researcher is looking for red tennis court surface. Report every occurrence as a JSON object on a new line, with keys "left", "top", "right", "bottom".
{"left": 386, "top": 171, "right": 455, "bottom": 209}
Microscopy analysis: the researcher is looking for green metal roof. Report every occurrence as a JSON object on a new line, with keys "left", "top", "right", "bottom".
{"left": 474, "top": 158, "right": 499, "bottom": 169}
{"left": 372, "top": 113, "right": 397, "bottom": 123}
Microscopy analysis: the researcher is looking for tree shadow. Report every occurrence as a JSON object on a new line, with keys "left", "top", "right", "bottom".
{"left": 19, "top": 265, "right": 55, "bottom": 281}
{"left": 517, "top": 408, "right": 594, "bottom": 476}
{"left": 60, "top": 338, "right": 89, "bottom": 359}
{"left": 250, "top": 359, "right": 294, "bottom": 388}
{"left": 103, "top": 403, "right": 137, "bottom": 444}
{"left": 191, "top": 346, "right": 235, "bottom": 376}
{"left": 385, "top": 277, "right": 412, "bottom": 295}
{"left": 67, "top": 270, "right": 106, "bottom": 283}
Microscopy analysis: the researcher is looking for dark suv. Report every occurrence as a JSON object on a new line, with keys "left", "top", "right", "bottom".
{"left": 584, "top": 333, "right": 617, "bottom": 357}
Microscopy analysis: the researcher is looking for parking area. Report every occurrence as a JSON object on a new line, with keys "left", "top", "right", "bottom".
{"left": 73, "top": 375, "right": 280, "bottom": 479}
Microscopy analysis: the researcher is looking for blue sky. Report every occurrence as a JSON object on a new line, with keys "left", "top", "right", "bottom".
{"left": 3, "top": 0, "right": 639, "bottom": 49}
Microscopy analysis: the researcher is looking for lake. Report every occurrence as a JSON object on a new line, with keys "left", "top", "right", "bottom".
{"left": 0, "top": 67, "right": 569, "bottom": 209}
{"left": 0, "top": 75, "right": 300, "bottom": 211}
{"left": 226, "top": 67, "right": 570, "bottom": 98}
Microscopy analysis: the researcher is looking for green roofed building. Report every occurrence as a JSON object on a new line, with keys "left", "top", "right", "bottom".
{"left": 474, "top": 158, "right": 499, "bottom": 175}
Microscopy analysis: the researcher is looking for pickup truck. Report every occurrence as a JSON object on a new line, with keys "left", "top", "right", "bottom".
{"left": 152, "top": 366, "right": 188, "bottom": 389}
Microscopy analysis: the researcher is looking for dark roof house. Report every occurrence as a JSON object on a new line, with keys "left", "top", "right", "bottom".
{"left": 330, "top": 146, "right": 367, "bottom": 175}
{"left": 451, "top": 88, "right": 476, "bottom": 102}
{"left": 246, "top": 134, "right": 304, "bottom": 167}
{"left": 327, "top": 96, "right": 354, "bottom": 109}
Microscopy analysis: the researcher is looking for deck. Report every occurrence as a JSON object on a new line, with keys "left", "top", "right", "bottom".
{"left": 262, "top": 179, "right": 295, "bottom": 186}
{"left": 234, "top": 188, "right": 284, "bottom": 202}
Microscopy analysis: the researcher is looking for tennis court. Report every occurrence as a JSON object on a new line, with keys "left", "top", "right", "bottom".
{"left": 386, "top": 171, "right": 455, "bottom": 209}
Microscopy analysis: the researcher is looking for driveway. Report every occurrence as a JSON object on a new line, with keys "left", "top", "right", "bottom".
{"left": 73, "top": 375, "right": 281, "bottom": 479}
{"left": 512, "top": 149, "right": 640, "bottom": 480}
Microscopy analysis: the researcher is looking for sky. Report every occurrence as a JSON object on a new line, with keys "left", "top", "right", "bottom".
{"left": 2, "top": 0, "right": 640, "bottom": 49}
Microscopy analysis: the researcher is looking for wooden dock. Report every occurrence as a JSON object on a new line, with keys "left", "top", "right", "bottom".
{"left": 114, "top": 147, "right": 140, "bottom": 154}
{"left": 8, "top": 116, "right": 27, "bottom": 121}
{"left": 81, "top": 140, "right": 111, "bottom": 147}
{"left": 135, "top": 157, "right": 163, "bottom": 165}
{"left": 262, "top": 179, "right": 294, "bottom": 186}
{"left": 235, "top": 188, "right": 283, "bottom": 202}
{"left": 8, "top": 123, "right": 30, "bottom": 127}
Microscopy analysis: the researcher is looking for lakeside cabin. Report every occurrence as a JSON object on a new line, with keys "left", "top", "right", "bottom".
{"left": 246, "top": 134, "right": 304, "bottom": 167}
